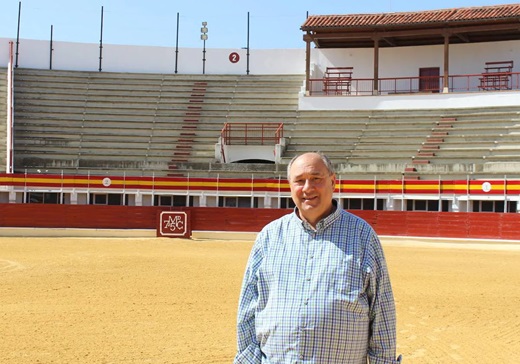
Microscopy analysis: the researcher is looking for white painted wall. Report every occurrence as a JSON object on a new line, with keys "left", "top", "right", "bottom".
{"left": 219, "top": 145, "right": 277, "bottom": 163}
{"left": 313, "top": 40, "right": 520, "bottom": 78}
{"left": 2, "top": 37, "right": 519, "bottom": 77}
{"left": 299, "top": 90, "right": 520, "bottom": 111}
{"left": 0, "top": 37, "right": 305, "bottom": 74}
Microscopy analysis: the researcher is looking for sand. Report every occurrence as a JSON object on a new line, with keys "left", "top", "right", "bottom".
{"left": 0, "top": 236, "right": 519, "bottom": 363}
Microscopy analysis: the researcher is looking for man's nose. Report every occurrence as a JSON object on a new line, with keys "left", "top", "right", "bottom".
{"left": 302, "top": 179, "right": 315, "bottom": 190}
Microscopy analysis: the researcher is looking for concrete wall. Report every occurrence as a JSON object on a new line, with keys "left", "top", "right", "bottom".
{"left": 0, "top": 37, "right": 305, "bottom": 75}
{"left": 3, "top": 37, "right": 519, "bottom": 77}
{"left": 298, "top": 90, "right": 520, "bottom": 111}
{"left": 312, "top": 40, "right": 520, "bottom": 78}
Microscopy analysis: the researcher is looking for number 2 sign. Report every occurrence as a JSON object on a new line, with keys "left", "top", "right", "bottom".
{"left": 229, "top": 52, "right": 240, "bottom": 63}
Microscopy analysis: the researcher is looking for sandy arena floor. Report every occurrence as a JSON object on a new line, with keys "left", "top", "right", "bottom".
{"left": 0, "top": 236, "right": 519, "bottom": 363}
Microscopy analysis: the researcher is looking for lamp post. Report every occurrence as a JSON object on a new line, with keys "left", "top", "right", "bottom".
{"left": 201, "top": 21, "right": 208, "bottom": 74}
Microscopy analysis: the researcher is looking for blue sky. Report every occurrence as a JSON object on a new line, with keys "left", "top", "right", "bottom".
{"left": 1, "top": 0, "right": 515, "bottom": 49}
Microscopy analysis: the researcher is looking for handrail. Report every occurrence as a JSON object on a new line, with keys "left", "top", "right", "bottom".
{"left": 220, "top": 131, "right": 227, "bottom": 163}
{"left": 220, "top": 122, "right": 284, "bottom": 146}
{"left": 220, "top": 122, "right": 229, "bottom": 146}
{"left": 1, "top": 172, "right": 519, "bottom": 198}
{"left": 274, "top": 123, "right": 284, "bottom": 141}
{"left": 308, "top": 72, "right": 520, "bottom": 96}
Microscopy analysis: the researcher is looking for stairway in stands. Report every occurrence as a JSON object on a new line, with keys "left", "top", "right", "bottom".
{"left": 0, "top": 68, "right": 7, "bottom": 170}
{"left": 168, "top": 81, "right": 207, "bottom": 176}
{"left": 404, "top": 117, "right": 456, "bottom": 180}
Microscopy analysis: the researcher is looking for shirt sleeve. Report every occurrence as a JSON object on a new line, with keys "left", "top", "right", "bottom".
{"left": 365, "top": 233, "right": 402, "bottom": 364}
{"left": 234, "top": 234, "right": 265, "bottom": 364}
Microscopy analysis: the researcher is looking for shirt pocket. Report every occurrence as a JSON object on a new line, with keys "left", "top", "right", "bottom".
{"left": 331, "top": 255, "right": 369, "bottom": 316}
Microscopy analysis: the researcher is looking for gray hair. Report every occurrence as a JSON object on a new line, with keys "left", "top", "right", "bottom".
{"left": 286, "top": 152, "right": 335, "bottom": 181}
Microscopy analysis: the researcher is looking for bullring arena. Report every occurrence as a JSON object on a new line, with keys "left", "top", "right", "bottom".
{"left": 3, "top": 3, "right": 520, "bottom": 364}
{"left": 1, "top": 233, "right": 519, "bottom": 363}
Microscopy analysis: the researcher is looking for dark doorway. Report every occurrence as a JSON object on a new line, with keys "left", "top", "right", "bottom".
{"left": 419, "top": 67, "right": 440, "bottom": 93}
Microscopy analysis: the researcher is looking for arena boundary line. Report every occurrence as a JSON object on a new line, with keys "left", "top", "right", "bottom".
{"left": 0, "top": 227, "right": 157, "bottom": 238}
{"left": 191, "top": 230, "right": 258, "bottom": 241}
{"left": 380, "top": 236, "right": 520, "bottom": 252}
{"left": 0, "top": 227, "right": 253, "bottom": 240}
{"left": 1, "top": 228, "right": 519, "bottom": 250}
{"left": 0, "top": 228, "right": 256, "bottom": 240}
{"left": 190, "top": 233, "right": 520, "bottom": 250}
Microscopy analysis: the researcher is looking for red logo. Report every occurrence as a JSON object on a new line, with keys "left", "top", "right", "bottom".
{"left": 158, "top": 211, "right": 190, "bottom": 238}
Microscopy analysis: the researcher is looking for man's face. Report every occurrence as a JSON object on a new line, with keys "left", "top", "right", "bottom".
{"left": 289, "top": 153, "right": 335, "bottom": 227}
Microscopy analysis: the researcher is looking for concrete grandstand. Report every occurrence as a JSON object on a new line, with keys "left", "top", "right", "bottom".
{"left": 1, "top": 4, "right": 520, "bottom": 239}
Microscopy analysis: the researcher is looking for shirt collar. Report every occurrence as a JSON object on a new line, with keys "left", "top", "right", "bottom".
{"left": 293, "top": 200, "right": 341, "bottom": 232}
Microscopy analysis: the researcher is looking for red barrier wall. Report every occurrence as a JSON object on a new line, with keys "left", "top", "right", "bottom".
{"left": 0, "top": 204, "right": 519, "bottom": 240}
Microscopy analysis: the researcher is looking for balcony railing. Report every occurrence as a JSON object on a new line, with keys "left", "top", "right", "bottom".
{"left": 220, "top": 122, "right": 284, "bottom": 145}
{"left": 308, "top": 72, "right": 520, "bottom": 96}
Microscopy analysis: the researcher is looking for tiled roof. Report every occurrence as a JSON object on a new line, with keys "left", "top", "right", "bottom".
{"left": 301, "top": 3, "right": 520, "bottom": 29}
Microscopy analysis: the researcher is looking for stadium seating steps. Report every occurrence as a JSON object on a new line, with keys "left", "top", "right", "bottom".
{"left": 5, "top": 68, "right": 520, "bottom": 181}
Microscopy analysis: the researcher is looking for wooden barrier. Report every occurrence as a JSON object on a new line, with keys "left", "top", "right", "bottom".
{"left": 1, "top": 204, "right": 519, "bottom": 240}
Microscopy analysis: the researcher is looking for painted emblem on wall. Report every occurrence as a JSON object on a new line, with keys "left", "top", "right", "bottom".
{"left": 157, "top": 211, "right": 190, "bottom": 238}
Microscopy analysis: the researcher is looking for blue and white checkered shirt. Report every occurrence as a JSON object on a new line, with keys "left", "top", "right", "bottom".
{"left": 235, "top": 203, "right": 400, "bottom": 364}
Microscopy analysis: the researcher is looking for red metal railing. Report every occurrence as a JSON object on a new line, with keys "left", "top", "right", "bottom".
{"left": 2, "top": 172, "right": 519, "bottom": 197}
{"left": 308, "top": 72, "right": 520, "bottom": 96}
{"left": 220, "top": 122, "right": 284, "bottom": 145}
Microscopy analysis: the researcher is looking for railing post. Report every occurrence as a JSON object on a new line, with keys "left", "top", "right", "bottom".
{"left": 6, "top": 41, "right": 14, "bottom": 173}
{"left": 15, "top": 1, "right": 21, "bottom": 68}
{"left": 220, "top": 142, "right": 226, "bottom": 163}
{"left": 99, "top": 6, "right": 104, "bottom": 72}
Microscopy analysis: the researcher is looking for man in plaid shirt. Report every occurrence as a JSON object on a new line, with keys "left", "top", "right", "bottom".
{"left": 235, "top": 152, "right": 402, "bottom": 363}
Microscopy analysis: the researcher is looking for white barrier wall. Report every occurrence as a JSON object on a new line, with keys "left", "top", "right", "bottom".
{"left": 298, "top": 90, "right": 520, "bottom": 111}
{"left": 2, "top": 37, "right": 519, "bottom": 77}
{"left": 0, "top": 37, "right": 305, "bottom": 75}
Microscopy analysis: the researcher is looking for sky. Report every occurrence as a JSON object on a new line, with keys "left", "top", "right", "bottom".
{"left": 0, "top": 0, "right": 516, "bottom": 49}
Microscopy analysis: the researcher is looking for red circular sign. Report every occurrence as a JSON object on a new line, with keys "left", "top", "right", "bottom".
{"left": 229, "top": 52, "right": 240, "bottom": 63}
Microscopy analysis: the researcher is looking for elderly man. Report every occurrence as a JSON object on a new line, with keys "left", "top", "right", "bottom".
{"left": 234, "top": 152, "right": 401, "bottom": 364}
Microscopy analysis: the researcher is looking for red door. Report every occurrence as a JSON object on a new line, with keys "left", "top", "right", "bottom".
{"left": 419, "top": 67, "right": 440, "bottom": 93}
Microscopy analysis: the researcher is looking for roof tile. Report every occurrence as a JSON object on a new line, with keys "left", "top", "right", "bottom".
{"left": 302, "top": 4, "right": 520, "bottom": 29}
